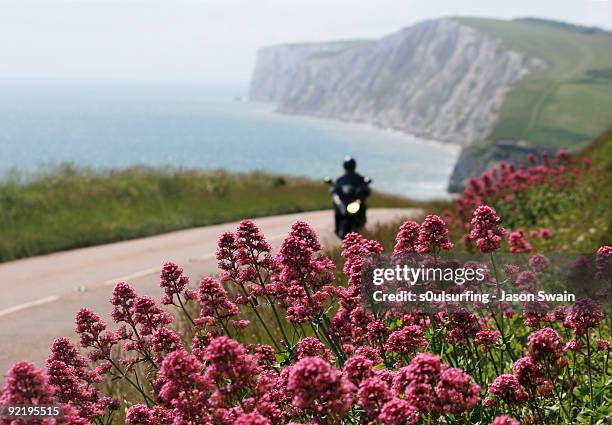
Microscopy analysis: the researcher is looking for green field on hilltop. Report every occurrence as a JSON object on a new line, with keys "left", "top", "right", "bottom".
{"left": 455, "top": 17, "right": 612, "bottom": 150}
{"left": 0, "top": 166, "right": 414, "bottom": 262}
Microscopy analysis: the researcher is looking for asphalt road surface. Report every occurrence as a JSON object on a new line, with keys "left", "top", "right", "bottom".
{"left": 0, "top": 208, "right": 418, "bottom": 378}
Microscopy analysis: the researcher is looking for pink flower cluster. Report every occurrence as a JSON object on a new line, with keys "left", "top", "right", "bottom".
{"left": 564, "top": 297, "right": 604, "bottom": 335}
{"left": 393, "top": 214, "right": 454, "bottom": 256}
{"left": 457, "top": 151, "right": 579, "bottom": 220}
{"left": 508, "top": 229, "right": 533, "bottom": 254}
{"left": 486, "top": 326, "right": 570, "bottom": 407}
{"left": 1, "top": 216, "right": 608, "bottom": 424}
{"left": 469, "top": 206, "right": 506, "bottom": 253}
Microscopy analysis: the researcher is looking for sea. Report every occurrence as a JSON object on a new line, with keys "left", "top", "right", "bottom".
{"left": 0, "top": 80, "right": 460, "bottom": 200}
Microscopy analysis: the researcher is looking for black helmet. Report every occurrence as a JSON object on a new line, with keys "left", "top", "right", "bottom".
{"left": 343, "top": 156, "right": 356, "bottom": 172}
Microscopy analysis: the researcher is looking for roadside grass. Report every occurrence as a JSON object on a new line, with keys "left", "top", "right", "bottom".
{"left": 455, "top": 17, "right": 612, "bottom": 151}
{"left": 0, "top": 165, "right": 414, "bottom": 262}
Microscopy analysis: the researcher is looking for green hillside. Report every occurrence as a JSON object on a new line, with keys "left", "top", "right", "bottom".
{"left": 455, "top": 17, "right": 612, "bottom": 150}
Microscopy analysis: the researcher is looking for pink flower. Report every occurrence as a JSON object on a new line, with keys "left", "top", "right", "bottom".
{"left": 274, "top": 231, "right": 335, "bottom": 323}
{"left": 150, "top": 328, "right": 183, "bottom": 363}
{"left": 355, "top": 346, "right": 383, "bottom": 364}
{"left": 556, "top": 150, "right": 570, "bottom": 162}
{"left": 74, "top": 308, "right": 117, "bottom": 361}
{"left": 491, "top": 415, "right": 520, "bottom": 425}
{"left": 563, "top": 339, "right": 582, "bottom": 352}
{"left": 540, "top": 228, "right": 552, "bottom": 239}
{"left": 217, "top": 231, "right": 240, "bottom": 281}
{"left": 251, "top": 344, "right": 276, "bottom": 370}
{"left": 378, "top": 398, "right": 419, "bottom": 424}
{"left": 110, "top": 282, "right": 138, "bottom": 324}
{"left": 512, "top": 356, "right": 541, "bottom": 387}
{"left": 417, "top": 214, "right": 454, "bottom": 253}
{"left": 508, "top": 229, "right": 532, "bottom": 254}
{"left": 329, "top": 307, "right": 353, "bottom": 342}
{"left": 446, "top": 309, "right": 479, "bottom": 344}
{"left": 474, "top": 330, "right": 501, "bottom": 351}
{"left": 197, "top": 276, "right": 239, "bottom": 326}
{"left": 234, "top": 412, "right": 271, "bottom": 425}
{"left": 469, "top": 206, "right": 506, "bottom": 253}
{"left": 334, "top": 233, "right": 384, "bottom": 324}
{"left": 384, "top": 325, "right": 426, "bottom": 356}
{"left": 62, "top": 404, "right": 94, "bottom": 425}
{"left": 597, "top": 339, "right": 610, "bottom": 351}
{"left": 233, "top": 220, "right": 273, "bottom": 285}
{"left": 132, "top": 296, "right": 173, "bottom": 335}
{"left": 159, "top": 261, "right": 193, "bottom": 305}
{"left": 523, "top": 300, "right": 550, "bottom": 327}
{"left": 46, "top": 361, "right": 105, "bottom": 419}
{"left": 393, "top": 220, "right": 420, "bottom": 255}
{"left": 294, "top": 337, "right": 331, "bottom": 361}
{"left": 392, "top": 353, "right": 441, "bottom": 411}
{"left": 0, "top": 362, "right": 54, "bottom": 405}
{"left": 47, "top": 337, "right": 89, "bottom": 374}
{"left": 529, "top": 253, "right": 550, "bottom": 272}
{"left": 158, "top": 349, "right": 211, "bottom": 423}
{"left": 275, "top": 236, "right": 311, "bottom": 284}
{"left": 203, "top": 336, "right": 258, "bottom": 392}
{"left": 289, "top": 220, "right": 321, "bottom": 251}
{"left": 231, "top": 319, "right": 250, "bottom": 329}
{"left": 366, "top": 320, "right": 390, "bottom": 345}
{"left": 46, "top": 337, "right": 111, "bottom": 419}
{"left": 564, "top": 297, "right": 604, "bottom": 335}
{"left": 435, "top": 366, "right": 481, "bottom": 414}
{"left": 548, "top": 306, "right": 567, "bottom": 322}
{"left": 515, "top": 271, "right": 538, "bottom": 292}
{"left": 503, "top": 264, "right": 520, "bottom": 279}
{"left": 343, "top": 355, "right": 374, "bottom": 385}
{"left": 236, "top": 219, "right": 272, "bottom": 255}
{"left": 487, "top": 374, "right": 529, "bottom": 405}
{"left": 283, "top": 283, "right": 328, "bottom": 324}
{"left": 287, "top": 356, "right": 355, "bottom": 415}
{"left": 595, "top": 245, "right": 611, "bottom": 280}
{"left": 357, "top": 376, "right": 392, "bottom": 418}
{"left": 527, "top": 327, "right": 563, "bottom": 362}
{"left": 393, "top": 353, "right": 441, "bottom": 389}
{"left": 126, "top": 404, "right": 173, "bottom": 425}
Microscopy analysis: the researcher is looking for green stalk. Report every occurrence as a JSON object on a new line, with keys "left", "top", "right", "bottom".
{"left": 586, "top": 329, "right": 594, "bottom": 410}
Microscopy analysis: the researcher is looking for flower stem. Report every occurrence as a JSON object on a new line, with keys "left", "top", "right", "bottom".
{"left": 586, "top": 329, "right": 594, "bottom": 410}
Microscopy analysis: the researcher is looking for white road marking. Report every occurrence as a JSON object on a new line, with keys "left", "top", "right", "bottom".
{"left": 188, "top": 253, "right": 216, "bottom": 263}
{"left": 0, "top": 295, "right": 60, "bottom": 318}
{"left": 102, "top": 266, "right": 162, "bottom": 286}
{"left": 0, "top": 230, "right": 330, "bottom": 317}
{"left": 100, "top": 232, "right": 296, "bottom": 287}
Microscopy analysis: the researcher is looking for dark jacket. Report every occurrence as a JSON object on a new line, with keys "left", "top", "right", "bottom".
{"left": 332, "top": 171, "right": 371, "bottom": 203}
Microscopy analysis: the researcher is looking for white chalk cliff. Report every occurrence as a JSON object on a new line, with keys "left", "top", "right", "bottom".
{"left": 250, "top": 19, "right": 544, "bottom": 147}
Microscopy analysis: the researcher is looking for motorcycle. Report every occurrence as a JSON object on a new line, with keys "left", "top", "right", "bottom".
{"left": 324, "top": 176, "right": 372, "bottom": 239}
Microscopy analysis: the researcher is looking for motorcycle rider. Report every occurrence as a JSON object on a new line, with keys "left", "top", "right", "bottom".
{"left": 331, "top": 156, "right": 371, "bottom": 236}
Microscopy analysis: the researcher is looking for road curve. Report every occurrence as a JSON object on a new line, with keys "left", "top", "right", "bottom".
{"left": 0, "top": 208, "right": 419, "bottom": 377}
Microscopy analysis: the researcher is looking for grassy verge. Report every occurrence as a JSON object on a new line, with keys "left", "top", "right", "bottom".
{"left": 0, "top": 164, "right": 414, "bottom": 262}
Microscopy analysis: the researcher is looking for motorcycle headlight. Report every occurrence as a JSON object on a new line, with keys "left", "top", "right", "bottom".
{"left": 347, "top": 201, "right": 361, "bottom": 214}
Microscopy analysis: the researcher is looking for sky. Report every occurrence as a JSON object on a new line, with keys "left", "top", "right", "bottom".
{"left": 1, "top": 0, "right": 611, "bottom": 85}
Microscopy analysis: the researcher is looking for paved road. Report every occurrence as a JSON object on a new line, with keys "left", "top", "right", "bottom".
{"left": 0, "top": 208, "right": 418, "bottom": 376}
